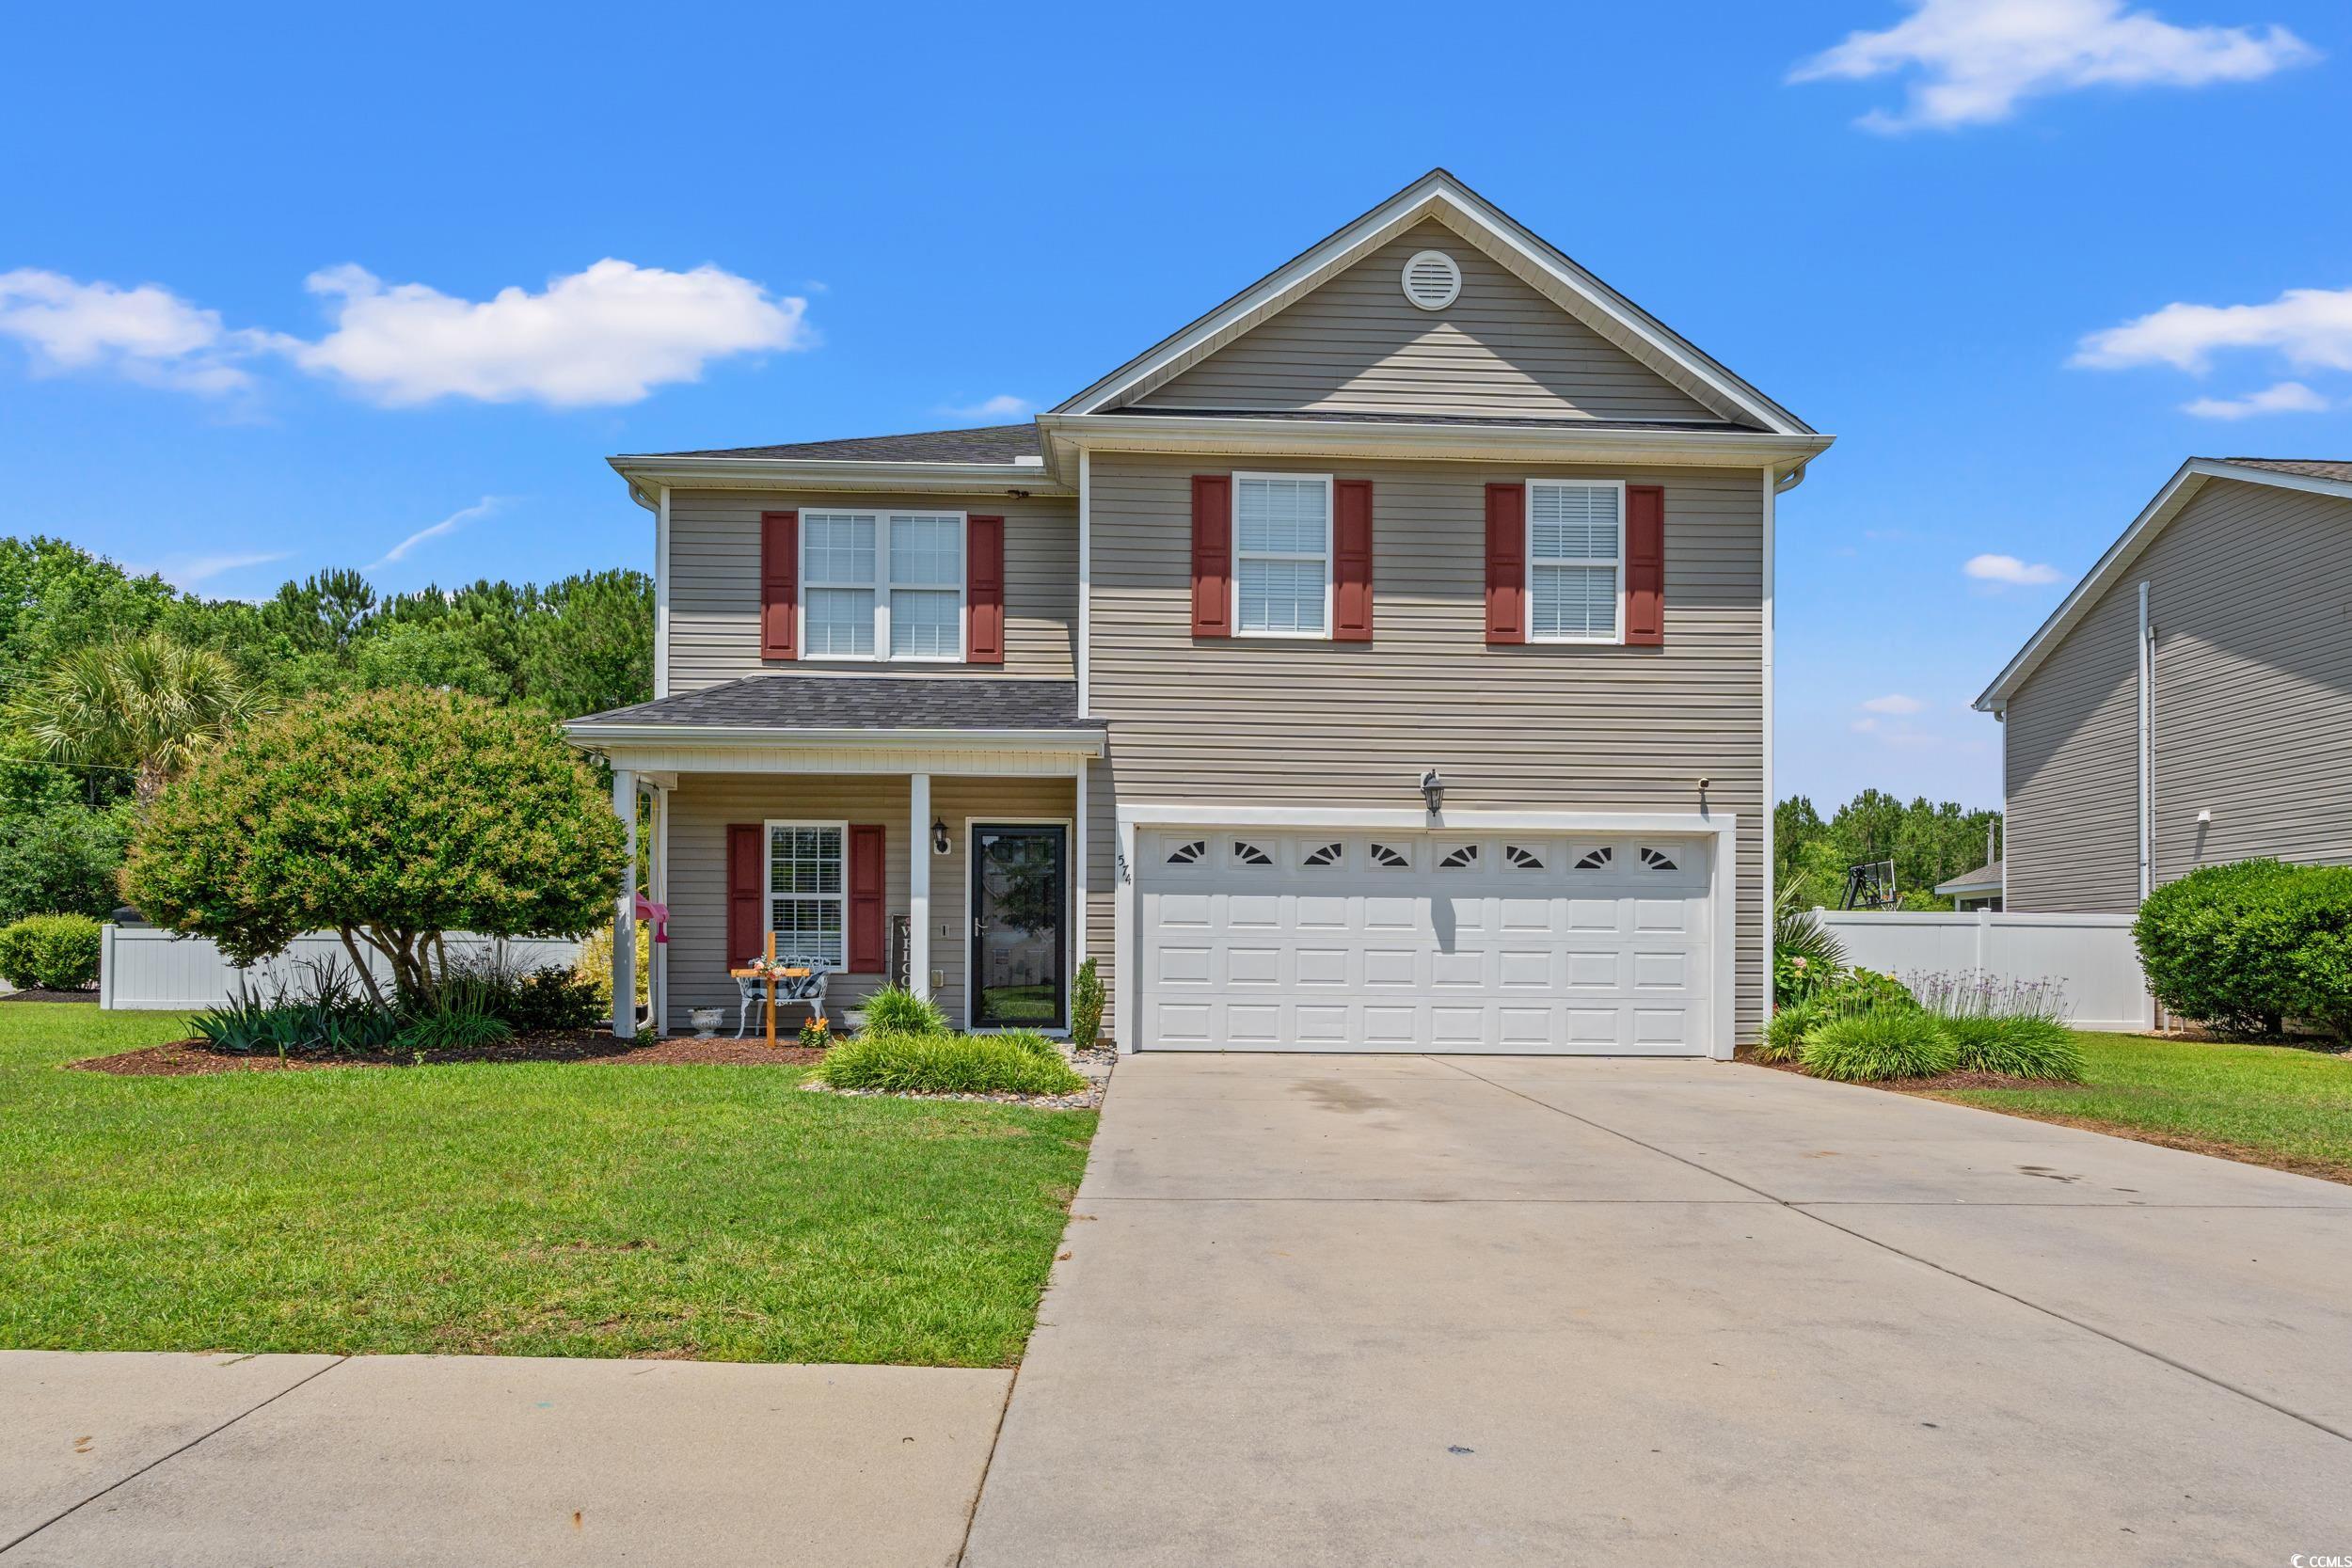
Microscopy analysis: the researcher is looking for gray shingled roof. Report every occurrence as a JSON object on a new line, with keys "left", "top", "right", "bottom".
{"left": 1932, "top": 862, "right": 2003, "bottom": 894}
{"left": 571, "top": 675, "right": 1096, "bottom": 732}
{"left": 2218, "top": 457, "right": 2352, "bottom": 483}
{"left": 649, "top": 424, "right": 1041, "bottom": 463}
{"left": 1104, "top": 407, "right": 1767, "bottom": 434}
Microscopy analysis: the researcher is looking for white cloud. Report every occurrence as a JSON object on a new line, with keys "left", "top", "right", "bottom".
{"left": 2180, "top": 380, "right": 2331, "bottom": 420}
{"left": 370, "top": 497, "right": 503, "bottom": 569}
{"left": 1965, "top": 552, "right": 2064, "bottom": 586}
{"left": 1860, "top": 693, "right": 1927, "bottom": 715}
{"left": 0, "top": 269, "right": 290, "bottom": 395}
{"left": 939, "top": 393, "right": 1035, "bottom": 420}
{"left": 148, "top": 550, "right": 292, "bottom": 590}
{"left": 296, "top": 261, "right": 810, "bottom": 407}
{"left": 1790, "top": 0, "right": 2316, "bottom": 131}
{"left": 2075, "top": 285, "right": 2352, "bottom": 375}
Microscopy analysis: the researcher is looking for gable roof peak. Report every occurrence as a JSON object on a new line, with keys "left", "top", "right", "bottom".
{"left": 1055, "top": 170, "right": 1812, "bottom": 437}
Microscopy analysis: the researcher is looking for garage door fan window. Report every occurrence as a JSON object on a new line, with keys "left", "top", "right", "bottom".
{"left": 1575, "top": 847, "right": 1613, "bottom": 869}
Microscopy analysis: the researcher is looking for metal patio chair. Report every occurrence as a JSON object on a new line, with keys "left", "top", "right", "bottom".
{"left": 734, "top": 957, "right": 831, "bottom": 1039}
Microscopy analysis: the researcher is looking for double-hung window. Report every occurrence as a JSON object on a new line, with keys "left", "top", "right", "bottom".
{"left": 767, "top": 822, "right": 846, "bottom": 971}
{"left": 1527, "top": 479, "right": 1623, "bottom": 643}
{"left": 1233, "top": 473, "right": 1331, "bottom": 637}
{"left": 802, "top": 510, "right": 965, "bottom": 660}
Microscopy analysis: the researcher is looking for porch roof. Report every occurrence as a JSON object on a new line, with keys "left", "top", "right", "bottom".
{"left": 565, "top": 675, "right": 1104, "bottom": 756}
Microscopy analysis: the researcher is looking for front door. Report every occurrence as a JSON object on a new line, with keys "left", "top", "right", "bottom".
{"left": 969, "top": 823, "right": 1068, "bottom": 1030}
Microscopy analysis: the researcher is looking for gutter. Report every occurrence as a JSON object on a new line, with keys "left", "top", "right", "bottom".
{"left": 607, "top": 452, "right": 1069, "bottom": 498}
{"left": 564, "top": 721, "right": 1106, "bottom": 756}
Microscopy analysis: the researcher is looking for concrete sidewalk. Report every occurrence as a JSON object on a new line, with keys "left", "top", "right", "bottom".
{"left": 0, "top": 1352, "right": 1008, "bottom": 1566}
{"left": 964, "top": 1053, "right": 2352, "bottom": 1567}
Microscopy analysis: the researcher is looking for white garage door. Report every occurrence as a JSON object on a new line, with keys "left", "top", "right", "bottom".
{"left": 1137, "top": 829, "right": 1714, "bottom": 1054}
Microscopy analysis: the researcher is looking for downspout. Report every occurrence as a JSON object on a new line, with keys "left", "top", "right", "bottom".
{"left": 2137, "top": 581, "right": 2153, "bottom": 903}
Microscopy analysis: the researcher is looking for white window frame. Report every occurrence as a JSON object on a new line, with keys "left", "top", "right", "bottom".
{"left": 799, "top": 508, "right": 968, "bottom": 663}
{"left": 763, "top": 818, "right": 850, "bottom": 974}
{"left": 1524, "top": 478, "right": 1627, "bottom": 647}
{"left": 1231, "top": 471, "right": 1334, "bottom": 641}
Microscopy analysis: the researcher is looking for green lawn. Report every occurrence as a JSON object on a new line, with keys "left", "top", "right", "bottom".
{"left": 1919, "top": 1030, "right": 2352, "bottom": 1181}
{"left": 0, "top": 1005, "right": 1094, "bottom": 1366}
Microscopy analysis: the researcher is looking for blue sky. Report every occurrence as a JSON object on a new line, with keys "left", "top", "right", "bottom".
{"left": 4, "top": 1, "right": 2346, "bottom": 813}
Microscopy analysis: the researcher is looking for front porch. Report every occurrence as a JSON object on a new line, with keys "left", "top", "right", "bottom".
{"left": 565, "top": 676, "right": 1104, "bottom": 1041}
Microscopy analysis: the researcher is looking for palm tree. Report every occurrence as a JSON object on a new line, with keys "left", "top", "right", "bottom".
{"left": 15, "top": 634, "right": 270, "bottom": 804}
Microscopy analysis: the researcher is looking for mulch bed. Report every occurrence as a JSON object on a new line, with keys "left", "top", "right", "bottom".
{"left": 72, "top": 1032, "right": 825, "bottom": 1077}
{"left": 3, "top": 988, "right": 100, "bottom": 1004}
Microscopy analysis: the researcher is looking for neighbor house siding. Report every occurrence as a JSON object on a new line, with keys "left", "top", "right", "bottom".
{"left": 666, "top": 489, "right": 1077, "bottom": 694}
{"left": 1129, "top": 219, "right": 1723, "bottom": 422}
{"left": 2003, "top": 476, "right": 2352, "bottom": 912}
{"left": 1084, "top": 451, "right": 1767, "bottom": 1042}
{"left": 664, "top": 772, "right": 1075, "bottom": 1034}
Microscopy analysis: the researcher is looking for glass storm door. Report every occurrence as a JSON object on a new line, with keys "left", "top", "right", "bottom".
{"left": 970, "top": 824, "right": 1068, "bottom": 1029}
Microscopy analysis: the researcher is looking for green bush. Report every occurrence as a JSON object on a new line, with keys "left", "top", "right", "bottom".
{"left": 1772, "top": 876, "right": 1846, "bottom": 1006}
{"left": 2135, "top": 860, "right": 2299, "bottom": 1037}
{"left": 0, "top": 912, "right": 103, "bottom": 990}
{"left": 1801, "top": 1010, "right": 1957, "bottom": 1082}
{"left": 1940, "top": 1014, "right": 2085, "bottom": 1081}
{"left": 1071, "top": 957, "right": 1104, "bottom": 1051}
{"left": 818, "top": 1028, "right": 1085, "bottom": 1097}
{"left": 860, "top": 983, "right": 948, "bottom": 1037}
{"left": 1817, "top": 966, "right": 1919, "bottom": 1015}
{"left": 1755, "top": 1003, "right": 1818, "bottom": 1064}
{"left": 392, "top": 1000, "right": 513, "bottom": 1053}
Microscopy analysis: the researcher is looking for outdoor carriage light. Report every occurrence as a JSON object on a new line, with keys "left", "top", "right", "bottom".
{"left": 931, "top": 818, "right": 952, "bottom": 855}
{"left": 1419, "top": 768, "right": 1446, "bottom": 816}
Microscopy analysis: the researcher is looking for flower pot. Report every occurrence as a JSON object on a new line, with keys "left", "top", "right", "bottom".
{"left": 689, "top": 1006, "right": 723, "bottom": 1038}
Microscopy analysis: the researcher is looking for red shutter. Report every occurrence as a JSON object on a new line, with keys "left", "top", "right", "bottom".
{"left": 760, "top": 511, "right": 798, "bottom": 660}
{"left": 1625, "top": 484, "right": 1665, "bottom": 647}
{"left": 726, "top": 824, "right": 765, "bottom": 966}
{"left": 1485, "top": 483, "right": 1526, "bottom": 645}
{"left": 848, "top": 824, "right": 884, "bottom": 972}
{"left": 965, "top": 515, "right": 1005, "bottom": 664}
{"left": 1191, "top": 475, "right": 1232, "bottom": 638}
{"left": 1333, "top": 480, "right": 1374, "bottom": 641}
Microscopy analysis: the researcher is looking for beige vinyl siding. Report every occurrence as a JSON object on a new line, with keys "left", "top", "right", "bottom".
{"left": 1085, "top": 451, "right": 1767, "bottom": 1043}
{"left": 2003, "top": 477, "right": 2352, "bottom": 912}
{"left": 663, "top": 772, "right": 1075, "bottom": 1033}
{"left": 1130, "top": 219, "right": 1722, "bottom": 423}
{"left": 666, "top": 489, "right": 1076, "bottom": 694}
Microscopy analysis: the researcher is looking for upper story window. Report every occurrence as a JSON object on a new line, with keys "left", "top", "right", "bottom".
{"left": 1233, "top": 473, "right": 1331, "bottom": 637}
{"left": 1527, "top": 480, "right": 1622, "bottom": 644}
{"left": 803, "top": 510, "right": 965, "bottom": 661}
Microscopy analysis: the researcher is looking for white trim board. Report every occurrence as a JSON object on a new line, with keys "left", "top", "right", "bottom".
{"left": 1977, "top": 458, "right": 2352, "bottom": 710}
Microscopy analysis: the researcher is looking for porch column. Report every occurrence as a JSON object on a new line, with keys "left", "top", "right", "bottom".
{"left": 612, "top": 767, "right": 637, "bottom": 1039}
{"left": 908, "top": 771, "right": 931, "bottom": 1001}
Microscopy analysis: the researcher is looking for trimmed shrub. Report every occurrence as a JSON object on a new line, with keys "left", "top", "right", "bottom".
{"left": 0, "top": 912, "right": 103, "bottom": 990}
{"left": 500, "top": 965, "right": 604, "bottom": 1032}
{"left": 2135, "top": 860, "right": 2300, "bottom": 1037}
{"left": 1755, "top": 1004, "right": 1818, "bottom": 1065}
{"left": 860, "top": 983, "right": 948, "bottom": 1037}
{"left": 1941, "top": 1014, "right": 2085, "bottom": 1081}
{"left": 818, "top": 1029, "right": 1086, "bottom": 1097}
{"left": 1071, "top": 957, "right": 1104, "bottom": 1051}
{"left": 1801, "top": 1011, "right": 1957, "bottom": 1083}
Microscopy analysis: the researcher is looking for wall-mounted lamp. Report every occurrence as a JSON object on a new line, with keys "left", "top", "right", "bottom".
{"left": 1419, "top": 768, "right": 1447, "bottom": 816}
{"left": 931, "top": 818, "right": 952, "bottom": 855}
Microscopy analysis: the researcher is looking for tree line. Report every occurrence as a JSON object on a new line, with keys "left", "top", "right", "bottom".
{"left": 0, "top": 535, "right": 651, "bottom": 926}
{"left": 1776, "top": 789, "right": 2003, "bottom": 911}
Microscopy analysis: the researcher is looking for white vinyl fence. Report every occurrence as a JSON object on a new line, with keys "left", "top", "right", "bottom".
{"left": 99, "top": 924, "right": 582, "bottom": 1011}
{"left": 1813, "top": 910, "right": 2153, "bottom": 1033}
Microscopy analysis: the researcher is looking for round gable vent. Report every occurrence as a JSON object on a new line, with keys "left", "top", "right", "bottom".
{"left": 1401, "top": 249, "right": 1461, "bottom": 311}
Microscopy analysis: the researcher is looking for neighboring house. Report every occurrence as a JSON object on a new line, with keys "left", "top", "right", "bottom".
{"left": 1932, "top": 863, "right": 2003, "bottom": 911}
{"left": 1977, "top": 458, "right": 2352, "bottom": 913}
{"left": 566, "top": 169, "right": 1831, "bottom": 1056}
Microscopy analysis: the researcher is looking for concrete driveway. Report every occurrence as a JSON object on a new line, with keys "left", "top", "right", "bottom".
{"left": 965, "top": 1053, "right": 2352, "bottom": 1567}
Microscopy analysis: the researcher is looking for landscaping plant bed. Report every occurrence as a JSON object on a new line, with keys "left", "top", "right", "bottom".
{"left": 3, "top": 988, "right": 100, "bottom": 1005}
{"left": 74, "top": 1031, "right": 826, "bottom": 1076}
{"left": 806, "top": 1043, "right": 1114, "bottom": 1111}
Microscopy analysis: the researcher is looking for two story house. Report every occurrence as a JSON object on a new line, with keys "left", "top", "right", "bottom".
{"left": 1976, "top": 457, "right": 2352, "bottom": 911}
{"left": 566, "top": 170, "right": 1831, "bottom": 1055}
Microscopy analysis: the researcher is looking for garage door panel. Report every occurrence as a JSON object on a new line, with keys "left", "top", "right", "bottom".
{"left": 1139, "top": 831, "right": 1712, "bottom": 1054}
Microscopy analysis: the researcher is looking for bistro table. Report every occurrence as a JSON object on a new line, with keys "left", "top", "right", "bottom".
{"left": 729, "top": 934, "right": 825, "bottom": 1047}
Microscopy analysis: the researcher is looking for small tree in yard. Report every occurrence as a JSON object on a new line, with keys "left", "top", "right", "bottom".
{"left": 122, "top": 688, "right": 626, "bottom": 1008}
